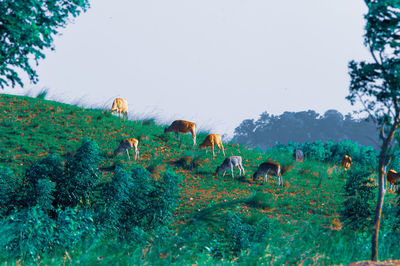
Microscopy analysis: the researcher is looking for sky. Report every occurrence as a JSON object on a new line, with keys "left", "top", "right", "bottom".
{"left": 3, "top": 0, "right": 371, "bottom": 139}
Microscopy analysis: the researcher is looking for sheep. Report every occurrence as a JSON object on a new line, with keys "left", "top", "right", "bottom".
{"left": 253, "top": 161, "right": 283, "bottom": 186}
{"left": 216, "top": 156, "right": 245, "bottom": 179}
{"left": 110, "top": 98, "right": 128, "bottom": 119}
{"left": 387, "top": 169, "right": 400, "bottom": 191}
{"left": 342, "top": 155, "right": 352, "bottom": 170}
{"left": 199, "top": 134, "right": 225, "bottom": 157}
{"left": 113, "top": 138, "right": 139, "bottom": 161}
{"left": 164, "top": 120, "right": 196, "bottom": 147}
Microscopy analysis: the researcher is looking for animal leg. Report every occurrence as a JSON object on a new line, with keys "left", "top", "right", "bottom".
{"left": 135, "top": 148, "right": 139, "bottom": 161}
{"left": 192, "top": 131, "right": 196, "bottom": 147}
{"left": 240, "top": 164, "right": 245, "bottom": 175}
{"left": 126, "top": 149, "right": 131, "bottom": 161}
{"left": 231, "top": 164, "right": 234, "bottom": 179}
{"left": 221, "top": 145, "right": 225, "bottom": 157}
{"left": 212, "top": 144, "right": 215, "bottom": 157}
{"left": 263, "top": 173, "right": 268, "bottom": 184}
{"left": 223, "top": 170, "right": 226, "bottom": 177}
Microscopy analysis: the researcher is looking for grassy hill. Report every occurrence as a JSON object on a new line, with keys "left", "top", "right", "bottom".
{"left": 1, "top": 93, "right": 399, "bottom": 264}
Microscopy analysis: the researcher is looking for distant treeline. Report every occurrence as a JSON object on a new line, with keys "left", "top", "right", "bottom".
{"left": 233, "top": 109, "right": 379, "bottom": 150}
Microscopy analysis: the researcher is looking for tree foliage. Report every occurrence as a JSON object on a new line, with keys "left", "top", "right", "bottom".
{"left": 233, "top": 110, "right": 378, "bottom": 150}
{"left": 346, "top": 0, "right": 400, "bottom": 261}
{"left": 0, "top": 0, "right": 90, "bottom": 88}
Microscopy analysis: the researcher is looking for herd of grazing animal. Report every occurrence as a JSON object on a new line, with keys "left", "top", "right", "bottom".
{"left": 109, "top": 98, "right": 400, "bottom": 189}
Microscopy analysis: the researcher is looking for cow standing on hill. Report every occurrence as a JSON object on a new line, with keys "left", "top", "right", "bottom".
{"left": 253, "top": 162, "right": 283, "bottom": 186}
{"left": 113, "top": 138, "right": 139, "bottom": 161}
{"left": 216, "top": 156, "right": 245, "bottom": 179}
{"left": 164, "top": 120, "right": 197, "bottom": 147}
{"left": 199, "top": 134, "right": 225, "bottom": 157}
{"left": 110, "top": 98, "right": 128, "bottom": 119}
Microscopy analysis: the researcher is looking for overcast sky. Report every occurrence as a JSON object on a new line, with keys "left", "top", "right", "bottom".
{"left": 4, "top": 0, "right": 371, "bottom": 139}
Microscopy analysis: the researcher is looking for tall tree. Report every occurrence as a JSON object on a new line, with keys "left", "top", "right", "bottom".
{"left": 346, "top": 0, "right": 400, "bottom": 261}
{"left": 0, "top": 0, "right": 90, "bottom": 89}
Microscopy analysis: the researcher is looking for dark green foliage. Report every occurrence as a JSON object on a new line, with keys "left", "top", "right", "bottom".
{"left": 302, "top": 140, "right": 333, "bottom": 162}
{"left": 234, "top": 110, "right": 379, "bottom": 149}
{"left": 0, "top": 138, "right": 181, "bottom": 260}
{"left": 341, "top": 166, "right": 376, "bottom": 232}
{"left": 0, "top": 206, "right": 55, "bottom": 259}
{"left": 0, "top": 206, "right": 97, "bottom": 260}
{"left": 99, "top": 165, "right": 180, "bottom": 236}
{"left": 224, "top": 212, "right": 253, "bottom": 255}
{"left": 59, "top": 138, "right": 101, "bottom": 207}
{"left": 0, "top": 0, "right": 90, "bottom": 88}
{"left": 359, "top": 145, "right": 379, "bottom": 168}
{"left": 331, "top": 140, "right": 360, "bottom": 163}
{"left": 0, "top": 167, "right": 19, "bottom": 216}
{"left": 23, "top": 154, "right": 61, "bottom": 210}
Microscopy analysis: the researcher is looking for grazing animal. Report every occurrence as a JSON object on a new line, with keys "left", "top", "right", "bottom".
{"left": 253, "top": 162, "right": 283, "bottom": 186}
{"left": 293, "top": 149, "right": 304, "bottom": 162}
{"left": 216, "top": 156, "right": 245, "bottom": 179}
{"left": 164, "top": 120, "right": 196, "bottom": 147}
{"left": 342, "top": 155, "right": 352, "bottom": 170}
{"left": 199, "top": 134, "right": 225, "bottom": 157}
{"left": 114, "top": 138, "right": 139, "bottom": 161}
{"left": 110, "top": 98, "right": 128, "bottom": 119}
{"left": 387, "top": 169, "right": 400, "bottom": 191}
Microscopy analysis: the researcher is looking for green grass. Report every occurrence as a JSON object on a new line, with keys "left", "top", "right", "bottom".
{"left": 1, "top": 93, "right": 399, "bottom": 264}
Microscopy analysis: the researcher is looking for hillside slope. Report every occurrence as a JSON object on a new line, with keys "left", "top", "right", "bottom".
{"left": 1, "top": 93, "right": 399, "bottom": 264}
{"left": 0, "top": 94, "right": 343, "bottom": 223}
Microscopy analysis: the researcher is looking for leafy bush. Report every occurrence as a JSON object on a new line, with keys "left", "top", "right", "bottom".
{"left": 57, "top": 138, "right": 101, "bottom": 208}
{"left": 302, "top": 140, "right": 332, "bottom": 162}
{"left": 330, "top": 140, "right": 360, "bottom": 164}
{"left": 0, "top": 167, "right": 19, "bottom": 216}
{"left": 341, "top": 166, "right": 376, "bottom": 232}
{"left": 99, "top": 165, "right": 180, "bottom": 236}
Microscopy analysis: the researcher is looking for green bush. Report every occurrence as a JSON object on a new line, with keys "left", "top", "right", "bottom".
{"left": 0, "top": 167, "right": 19, "bottom": 216}
{"left": 341, "top": 166, "right": 376, "bottom": 232}
{"left": 330, "top": 140, "right": 360, "bottom": 164}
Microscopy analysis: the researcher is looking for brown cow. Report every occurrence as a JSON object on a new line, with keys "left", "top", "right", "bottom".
{"left": 199, "top": 134, "right": 225, "bottom": 157}
{"left": 110, "top": 98, "right": 128, "bottom": 119}
{"left": 164, "top": 120, "right": 196, "bottom": 147}
{"left": 342, "top": 155, "right": 352, "bottom": 170}
{"left": 387, "top": 169, "right": 400, "bottom": 191}
{"left": 114, "top": 138, "right": 139, "bottom": 161}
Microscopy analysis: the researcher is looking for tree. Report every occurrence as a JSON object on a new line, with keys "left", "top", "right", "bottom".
{"left": 346, "top": 0, "right": 400, "bottom": 261}
{"left": 0, "top": 0, "right": 90, "bottom": 88}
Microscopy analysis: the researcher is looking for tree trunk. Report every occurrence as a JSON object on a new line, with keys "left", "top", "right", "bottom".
{"left": 371, "top": 165, "right": 386, "bottom": 261}
{"left": 371, "top": 121, "right": 399, "bottom": 261}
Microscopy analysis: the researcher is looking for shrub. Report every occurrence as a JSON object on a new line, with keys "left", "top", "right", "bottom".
{"left": 330, "top": 140, "right": 360, "bottom": 164}
{"left": 0, "top": 167, "right": 20, "bottom": 217}
{"left": 99, "top": 165, "right": 180, "bottom": 237}
{"left": 22, "top": 154, "right": 61, "bottom": 211}
{"left": 302, "top": 140, "right": 332, "bottom": 161}
{"left": 58, "top": 138, "right": 101, "bottom": 208}
{"left": 341, "top": 166, "right": 376, "bottom": 232}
